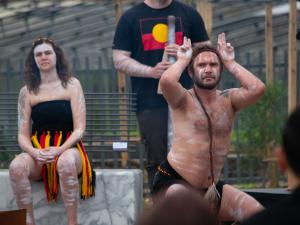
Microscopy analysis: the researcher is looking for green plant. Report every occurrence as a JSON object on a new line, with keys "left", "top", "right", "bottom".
{"left": 233, "top": 82, "right": 288, "bottom": 187}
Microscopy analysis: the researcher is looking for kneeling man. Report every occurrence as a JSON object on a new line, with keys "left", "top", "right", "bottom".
{"left": 153, "top": 33, "right": 265, "bottom": 222}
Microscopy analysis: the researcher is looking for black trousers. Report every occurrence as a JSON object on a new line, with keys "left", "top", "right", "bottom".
{"left": 137, "top": 107, "right": 168, "bottom": 191}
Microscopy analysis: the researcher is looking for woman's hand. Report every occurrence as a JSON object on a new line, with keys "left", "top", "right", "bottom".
{"left": 33, "top": 147, "right": 61, "bottom": 164}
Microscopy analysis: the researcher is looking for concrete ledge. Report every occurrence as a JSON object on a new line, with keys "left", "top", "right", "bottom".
{"left": 0, "top": 169, "right": 143, "bottom": 225}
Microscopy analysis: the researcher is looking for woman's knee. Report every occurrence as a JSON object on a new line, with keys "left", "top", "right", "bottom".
{"left": 57, "top": 151, "right": 77, "bottom": 175}
{"left": 9, "top": 155, "right": 29, "bottom": 180}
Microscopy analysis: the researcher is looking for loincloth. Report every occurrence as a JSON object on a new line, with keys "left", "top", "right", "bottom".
{"left": 152, "top": 160, "right": 224, "bottom": 203}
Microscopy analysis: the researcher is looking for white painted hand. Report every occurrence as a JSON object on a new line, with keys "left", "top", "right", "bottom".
{"left": 36, "top": 147, "right": 60, "bottom": 163}
{"left": 217, "top": 32, "right": 235, "bottom": 64}
{"left": 177, "top": 36, "right": 192, "bottom": 63}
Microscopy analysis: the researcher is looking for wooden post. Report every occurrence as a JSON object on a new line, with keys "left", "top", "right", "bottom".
{"left": 288, "top": 0, "right": 298, "bottom": 189}
{"left": 114, "top": 0, "right": 128, "bottom": 168}
{"left": 265, "top": 1, "right": 273, "bottom": 85}
{"left": 196, "top": 0, "right": 213, "bottom": 39}
{"left": 264, "top": 1, "right": 278, "bottom": 187}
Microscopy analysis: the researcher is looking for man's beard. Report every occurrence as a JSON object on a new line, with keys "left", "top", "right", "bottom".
{"left": 193, "top": 74, "right": 221, "bottom": 90}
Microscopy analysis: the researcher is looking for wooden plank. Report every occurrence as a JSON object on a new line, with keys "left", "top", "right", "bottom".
{"left": 288, "top": 0, "right": 298, "bottom": 189}
{"left": 264, "top": 1, "right": 278, "bottom": 187}
{"left": 265, "top": 1, "right": 273, "bottom": 85}
{"left": 114, "top": 0, "right": 128, "bottom": 168}
{"left": 196, "top": 0, "right": 212, "bottom": 39}
{"left": 0, "top": 209, "right": 26, "bottom": 225}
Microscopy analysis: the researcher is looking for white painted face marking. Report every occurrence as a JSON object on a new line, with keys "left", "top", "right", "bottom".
{"left": 193, "top": 52, "right": 221, "bottom": 89}
{"left": 34, "top": 43, "right": 57, "bottom": 71}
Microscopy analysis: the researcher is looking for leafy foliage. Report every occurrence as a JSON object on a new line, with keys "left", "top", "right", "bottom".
{"left": 231, "top": 83, "right": 288, "bottom": 186}
{"left": 233, "top": 82, "right": 288, "bottom": 157}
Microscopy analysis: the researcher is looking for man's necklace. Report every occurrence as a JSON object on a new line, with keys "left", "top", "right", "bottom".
{"left": 192, "top": 86, "right": 215, "bottom": 185}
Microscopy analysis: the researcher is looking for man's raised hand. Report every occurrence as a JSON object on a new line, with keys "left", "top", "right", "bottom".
{"left": 177, "top": 36, "right": 192, "bottom": 64}
{"left": 217, "top": 32, "right": 235, "bottom": 65}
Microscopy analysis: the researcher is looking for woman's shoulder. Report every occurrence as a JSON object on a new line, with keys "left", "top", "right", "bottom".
{"left": 19, "top": 85, "right": 28, "bottom": 93}
{"left": 19, "top": 86, "right": 30, "bottom": 99}
{"left": 68, "top": 77, "right": 81, "bottom": 87}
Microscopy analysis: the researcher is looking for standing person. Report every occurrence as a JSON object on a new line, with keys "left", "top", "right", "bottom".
{"left": 112, "top": 0, "right": 209, "bottom": 191}
{"left": 154, "top": 33, "right": 265, "bottom": 222}
{"left": 240, "top": 107, "right": 300, "bottom": 225}
{"left": 8, "top": 37, "right": 95, "bottom": 225}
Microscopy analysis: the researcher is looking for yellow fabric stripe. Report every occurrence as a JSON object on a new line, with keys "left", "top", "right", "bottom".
{"left": 45, "top": 132, "right": 53, "bottom": 198}
{"left": 80, "top": 143, "right": 93, "bottom": 197}
{"left": 57, "top": 131, "right": 63, "bottom": 146}
{"left": 53, "top": 131, "right": 62, "bottom": 194}
{"left": 77, "top": 143, "right": 88, "bottom": 197}
{"left": 31, "top": 133, "right": 41, "bottom": 149}
{"left": 86, "top": 151, "right": 93, "bottom": 195}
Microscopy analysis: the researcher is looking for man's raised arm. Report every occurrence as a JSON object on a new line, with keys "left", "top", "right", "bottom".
{"left": 217, "top": 33, "right": 265, "bottom": 111}
{"left": 159, "top": 37, "right": 192, "bottom": 109}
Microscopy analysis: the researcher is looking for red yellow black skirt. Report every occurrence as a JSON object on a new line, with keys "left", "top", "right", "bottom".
{"left": 31, "top": 130, "right": 95, "bottom": 202}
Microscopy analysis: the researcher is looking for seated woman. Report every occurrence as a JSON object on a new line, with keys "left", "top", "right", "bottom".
{"left": 9, "top": 37, "right": 95, "bottom": 225}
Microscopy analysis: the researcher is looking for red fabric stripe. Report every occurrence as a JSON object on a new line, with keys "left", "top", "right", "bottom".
{"left": 78, "top": 141, "right": 90, "bottom": 183}
{"left": 54, "top": 131, "right": 59, "bottom": 146}
{"left": 39, "top": 132, "right": 46, "bottom": 149}
{"left": 82, "top": 142, "right": 90, "bottom": 181}
{"left": 41, "top": 165, "right": 50, "bottom": 201}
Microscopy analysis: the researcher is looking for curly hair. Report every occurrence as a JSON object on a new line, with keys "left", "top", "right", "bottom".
{"left": 24, "top": 37, "right": 72, "bottom": 94}
{"left": 187, "top": 44, "right": 223, "bottom": 76}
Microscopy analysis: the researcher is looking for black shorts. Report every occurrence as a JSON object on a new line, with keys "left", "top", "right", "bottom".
{"left": 152, "top": 160, "right": 225, "bottom": 200}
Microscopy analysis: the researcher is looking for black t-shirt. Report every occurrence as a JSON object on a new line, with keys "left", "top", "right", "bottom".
{"left": 113, "top": 0, "right": 209, "bottom": 112}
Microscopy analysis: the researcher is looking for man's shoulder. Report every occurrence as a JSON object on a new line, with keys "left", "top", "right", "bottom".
{"left": 172, "top": 0, "right": 199, "bottom": 14}
{"left": 122, "top": 2, "right": 145, "bottom": 17}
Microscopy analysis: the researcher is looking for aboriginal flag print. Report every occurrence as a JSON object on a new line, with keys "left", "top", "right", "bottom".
{"left": 140, "top": 17, "right": 183, "bottom": 51}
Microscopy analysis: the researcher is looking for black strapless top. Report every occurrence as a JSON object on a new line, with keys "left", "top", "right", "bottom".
{"left": 31, "top": 100, "right": 73, "bottom": 133}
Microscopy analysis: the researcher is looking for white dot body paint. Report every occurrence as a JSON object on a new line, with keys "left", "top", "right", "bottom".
{"left": 17, "top": 88, "right": 28, "bottom": 135}
{"left": 113, "top": 50, "right": 152, "bottom": 77}
{"left": 9, "top": 158, "right": 34, "bottom": 224}
{"left": 73, "top": 84, "right": 85, "bottom": 139}
{"left": 63, "top": 176, "right": 78, "bottom": 206}
{"left": 33, "top": 43, "right": 57, "bottom": 70}
{"left": 26, "top": 211, "right": 33, "bottom": 224}
{"left": 228, "top": 62, "right": 238, "bottom": 74}
{"left": 248, "top": 84, "right": 258, "bottom": 92}
{"left": 228, "top": 192, "right": 249, "bottom": 221}
{"left": 58, "top": 154, "right": 79, "bottom": 207}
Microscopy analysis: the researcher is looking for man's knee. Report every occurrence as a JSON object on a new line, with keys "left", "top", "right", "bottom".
{"left": 220, "top": 184, "right": 264, "bottom": 221}
{"left": 165, "top": 183, "right": 190, "bottom": 198}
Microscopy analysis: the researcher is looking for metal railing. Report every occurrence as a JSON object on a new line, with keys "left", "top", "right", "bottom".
{"left": 0, "top": 92, "right": 144, "bottom": 169}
